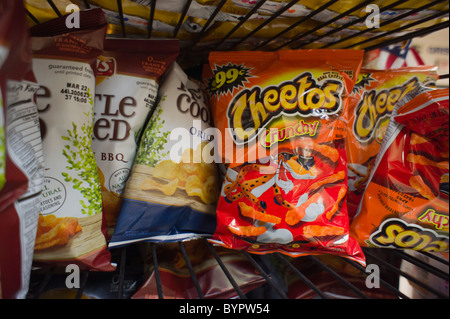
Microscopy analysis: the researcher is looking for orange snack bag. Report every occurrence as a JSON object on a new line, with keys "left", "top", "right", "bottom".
{"left": 206, "top": 50, "right": 365, "bottom": 264}
{"left": 350, "top": 87, "right": 449, "bottom": 252}
{"left": 345, "top": 66, "right": 439, "bottom": 220}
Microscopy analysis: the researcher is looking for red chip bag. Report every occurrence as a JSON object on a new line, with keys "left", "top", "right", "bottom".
{"left": 131, "top": 240, "right": 266, "bottom": 299}
{"left": 351, "top": 87, "right": 449, "bottom": 252}
{"left": 0, "top": 0, "right": 44, "bottom": 299}
{"left": 205, "top": 50, "right": 366, "bottom": 265}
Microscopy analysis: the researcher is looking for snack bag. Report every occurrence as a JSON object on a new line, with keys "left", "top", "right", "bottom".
{"left": 92, "top": 39, "right": 178, "bottom": 237}
{"left": 206, "top": 50, "right": 365, "bottom": 264}
{"left": 0, "top": 99, "right": 4, "bottom": 195}
{"left": 132, "top": 240, "right": 266, "bottom": 299}
{"left": 109, "top": 62, "right": 220, "bottom": 248}
{"left": 0, "top": 0, "right": 44, "bottom": 299}
{"left": 345, "top": 66, "right": 439, "bottom": 219}
{"left": 0, "top": 50, "right": 5, "bottom": 194}
{"left": 30, "top": 9, "right": 114, "bottom": 271}
{"left": 350, "top": 87, "right": 449, "bottom": 252}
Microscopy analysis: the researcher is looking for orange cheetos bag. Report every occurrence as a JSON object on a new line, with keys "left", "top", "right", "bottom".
{"left": 205, "top": 50, "right": 365, "bottom": 264}
{"left": 345, "top": 66, "right": 439, "bottom": 220}
{"left": 351, "top": 87, "right": 449, "bottom": 252}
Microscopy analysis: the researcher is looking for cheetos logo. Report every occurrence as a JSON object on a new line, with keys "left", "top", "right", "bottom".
{"left": 353, "top": 77, "right": 420, "bottom": 143}
{"left": 227, "top": 72, "right": 344, "bottom": 144}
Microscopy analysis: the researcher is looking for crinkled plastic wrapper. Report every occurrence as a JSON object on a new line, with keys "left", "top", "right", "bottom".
{"left": 0, "top": 0, "right": 44, "bottom": 299}
{"left": 351, "top": 87, "right": 449, "bottom": 253}
{"left": 30, "top": 8, "right": 114, "bottom": 271}
{"left": 345, "top": 66, "right": 439, "bottom": 220}
{"left": 93, "top": 39, "right": 179, "bottom": 237}
{"left": 132, "top": 239, "right": 266, "bottom": 299}
{"left": 205, "top": 50, "right": 366, "bottom": 265}
{"left": 109, "top": 62, "right": 220, "bottom": 248}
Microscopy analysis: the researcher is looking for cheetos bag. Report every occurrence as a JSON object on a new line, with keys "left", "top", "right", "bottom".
{"left": 351, "top": 87, "right": 449, "bottom": 253}
{"left": 205, "top": 50, "right": 365, "bottom": 265}
{"left": 345, "top": 66, "right": 438, "bottom": 220}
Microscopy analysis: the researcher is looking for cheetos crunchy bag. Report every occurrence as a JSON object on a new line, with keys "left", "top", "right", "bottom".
{"left": 351, "top": 87, "right": 449, "bottom": 252}
{"left": 206, "top": 50, "right": 365, "bottom": 264}
{"left": 345, "top": 66, "right": 439, "bottom": 220}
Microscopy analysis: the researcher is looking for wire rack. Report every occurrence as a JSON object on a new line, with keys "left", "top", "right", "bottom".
{"left": 25, "top": 0, "right": 449, "bottom": 300}
{"left": 27, "top": 238, "right": 449, "bottom": 299}
{"left": 26, "top": 0, "right": 449, "bottom": 53}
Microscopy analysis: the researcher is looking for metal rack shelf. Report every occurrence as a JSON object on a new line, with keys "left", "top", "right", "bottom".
{"left": 26, "top": 0, "right": 449, "bottom": 54}
{"left": 25, "top": 0, "right": 449, "bottom": 300}
{"left": 27, "top": 238, "right": 449, "bottom": 299}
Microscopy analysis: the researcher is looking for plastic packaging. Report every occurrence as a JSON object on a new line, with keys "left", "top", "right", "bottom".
{"left": 109, "top": 62, "right": 219, "bottom": 248}
{"left": 93, "top": 39, "right": 179, "bottom": 236}
{"left": 206, "top": 50, "right": 366, "bottom": 265}
{"left": 132, "top": 240, "right": 266, "bottom": 299}
{"left": 30, "top": 8, "right": 114, "bottom": 271}
{"left": 350, "top": 87, "right": 449, "bottom": 252}
{"left": 345, "top": 66, "right": 439, "bottom": 219}
{"left": 0, "top": 0, "right": 44, "bottom": 299}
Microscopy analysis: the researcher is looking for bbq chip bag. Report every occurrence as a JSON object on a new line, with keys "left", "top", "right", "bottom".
{"left": 206, "top": 50, "right": 365, "bottom": 265}
{"left": 109, "top": 62, "right": 220, "bottom": 247}
{"left": 92, "top": 39, "right": 179, "bottom": 237}
{"left": 351, "top": 87, "right": 449, "bottom": 253}
{"left": 30, "top": 9, "right": 114, "bottom": 271}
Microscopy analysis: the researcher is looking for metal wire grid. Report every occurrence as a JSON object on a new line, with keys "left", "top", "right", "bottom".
{"left": 143, "top": 242, "right": 450, "bottom": 299}
{"left": 27, "top": 238, "right": 449, "bottom": 299}
{"left": 24, "top": 0, "right": 449, "bottom": 300}
{"left": 25, "top": 0, "right": 449, "bottom": 53}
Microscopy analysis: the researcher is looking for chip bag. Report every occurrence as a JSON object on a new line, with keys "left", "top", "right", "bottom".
{"left": 30, "top": 8, "right": 114, "bottom": 271}
{"left": 92, "top": 39, "right": 178, "bottom": 237}
{"left": 109, "top": 62, "right": 220, "bottom": 248}
{"left": 0, "top": 94, "right": 4, "bottom": 194}
{"left": 345, "top": 66, "right": 439, "bottom": 219}
{"left": 0, "top": 0, "right": 44, "bottom": 299}
{"left": 206, "top": 50, "right": 365, "bottom": 264}
{"left": 0, "top": 18, "right": 6, "bottom": 194}
{"left": 132, "top": 239, "right": 266, "bottom": 299}
{"left": 350, "top": 87, "right": 449, "bottom": 252}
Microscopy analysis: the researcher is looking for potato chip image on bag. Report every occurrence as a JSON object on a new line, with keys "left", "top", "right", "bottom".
{"left": 30, "top": 9, "right": 114, "bottom": 271}
{"left": 109, "top": 62, "right": 220, "bottom": 247}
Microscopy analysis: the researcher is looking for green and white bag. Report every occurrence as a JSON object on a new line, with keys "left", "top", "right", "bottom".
{"left": 92, "top": 39, "right": 178, "bottom": 236}
{"left": 30, "top": 9, "right": 113, "bottom": 271}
